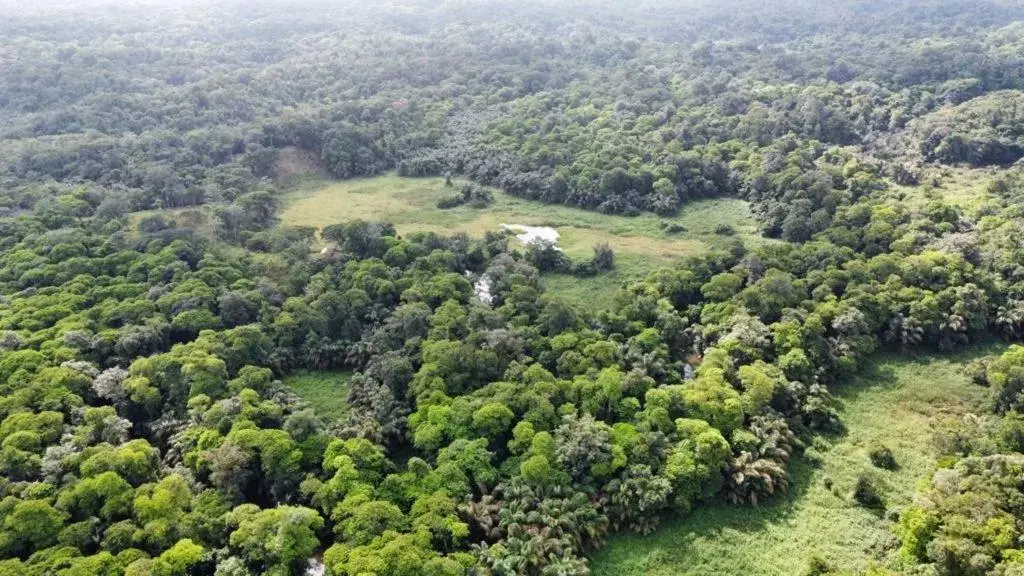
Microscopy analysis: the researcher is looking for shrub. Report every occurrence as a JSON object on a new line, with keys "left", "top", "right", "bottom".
{"left": 894, "top": 506, "right": 939, "bottom": 561}
{"left": 966, "top": 356, "right": 992, "bottom": 386}
{"left": 868, "top": 442, "right": 897, "bottom": 470}
{"left": 996, "top": 412, "right": 1024, "bottom": 453}
{"left": 571, "top": 260, "right": 598, "bottom": 277}
{"left": 714, "top": 223, "right": 736, "bottom": 236}
{"left": 591, "top": 242, "right": 614, "bottom": 270}
{"left": 439, "top": 183, "right": 494, "bottom": 209}
{"left": 852, "top": 473, "right": 884, "bottom": 509}
{"left": 660, "top": 221, "right": 686, "bottom": 234}
{"left": 436, "top": 194, "right": 464, "bottom": 209}
{"left": 804, "top": 555, "right": 835, "bottom": 576}
{"left": 468, "top": 186, "right": 494, "bottom": 208}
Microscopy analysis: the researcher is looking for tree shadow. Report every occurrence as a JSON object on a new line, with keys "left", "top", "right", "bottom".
{"left": 828, "top": 357, "right": 898, "bottom": 407}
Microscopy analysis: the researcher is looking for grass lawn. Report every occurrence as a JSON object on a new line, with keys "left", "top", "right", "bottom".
{"left": 589, "top": 345, "right": 1001, "bottom": 576}
{"left": 282, "top": 370, "right": 353, "bottom": 422}
{"left": 281, "top": 174, "right": 770, "bottom": 307}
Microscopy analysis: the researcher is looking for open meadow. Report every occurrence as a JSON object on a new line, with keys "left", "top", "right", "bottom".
{"left": 281, "top": 175, "right": 767, "bottom": 307}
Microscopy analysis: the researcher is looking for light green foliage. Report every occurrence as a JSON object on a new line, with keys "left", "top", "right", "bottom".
{"left": 436, "top": 438, "right": 497, "bottom": 488}
{"left": 151, "top": 538, "right": 204, "bottom": 576}
{"left": 324, "top": 438, "right": 391, "bottom": 483}
{"left": 0, "top": 500, "right": 67, "bottom": 557}
{"left": 665, "top": 419, "right": 731, "bottom": 510}
{"left": 701, "top": 272, "right": 744, "bottom": 302}
{"left": 58, "top": 471, "right": 135, "bottom": 521}
{"left": 507, "top": 421, "right": 535, "bottom": 455}
{"left": 681, "top": 368, "right": 744, "bottom": 434}
{"left": 228, "top": 506, "right": 324, "bottom": 574}
{"left": 133, "top": 474, "right": 193, "bottom": 550}
{"left": 737, "top": 361, "right": 785, "bottom": 415}
{"left": 410, "top": 491, "right": 469, "bottom": 551}
{"left": 895, "top": 506, "right": 940, "bottom": 561}
{"left": 988, "top": 345, "right": 1024, "bottom": 413}
{"left": 324, "top": 532, "right": 470, "bottom": 576}
{"left": 471, "top": 403, "right": 515, "bottom": 440}
{"left": 81, "top": 439, "right": 160, "bottom": 485}
{"left": 334, "top": 495, "right": 407, "bottom": 545}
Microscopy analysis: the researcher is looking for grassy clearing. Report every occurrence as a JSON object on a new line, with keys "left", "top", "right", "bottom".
{"left": 543, "top": 254, "right": 665, "bottom": 310}
{"left": 282, "top": 370, "right": 353, "bottom": 422}
{"left": 590, "top": 345, "right": 1000, "bottom": 576}
{"left": 888, "top": 166, "right": 996, "bottom": 212}
{"left": 281, "top": 174, "right": 768, "bottom": 307}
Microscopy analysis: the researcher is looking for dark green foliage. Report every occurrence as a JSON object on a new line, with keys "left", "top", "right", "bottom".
{"left": 805, "top": 555, "right": 836, "bottom": 576}
{"left": 868, "top": 443, "right": 897, "bottom": 470}
{"left": 437, "top": 184, "right": 495, "bottom": 210}
{"left": 851, "top": 474, "right": 884, "bottom": 509}
{"left": 912, "top": 91, "right": 1024, "bottom": 166}
{"left": 660, "top": 221, "right": 686, "bottom": 234}
{"left": 591, "top": 242, "right": 615, "bottom": 271}
{"left": 714, "top": 224, "right": 737, "bottom": 236}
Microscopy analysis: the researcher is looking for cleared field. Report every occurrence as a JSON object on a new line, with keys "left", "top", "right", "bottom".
{"left": 282, "top": 370, "right": 353, "bottom": 422}
{"left": 590, "top": 346, "right": 999, "bottom": 576}
{"left": 281, "top": 175, "right": 767, "bottom": 307}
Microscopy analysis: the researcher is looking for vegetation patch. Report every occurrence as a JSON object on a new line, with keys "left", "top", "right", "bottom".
{"left": 282, "top": 175, "right": 763, "bottom": 257}
{"left": 4, "top": 2, "right": 1024, "bottom": 575}
{"left": 867, "top": 442, "right": 897, "bottom": 470}
{"left": 282, "top": 174, "right": 766, "bottom": 305}
{"left": 282, "top": 370, "right": 353, "bottom": 422}
{"left": 589, "top": 348, "right": 997, "bottom": 576}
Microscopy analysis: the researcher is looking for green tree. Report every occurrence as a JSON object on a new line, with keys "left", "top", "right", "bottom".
{"left": 228, "top": 506, "right": 324, "bottom": 575}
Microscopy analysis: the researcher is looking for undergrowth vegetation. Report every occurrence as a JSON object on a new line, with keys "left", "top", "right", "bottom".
{"left": 281, "top": 371, "right": 353, "bottom": 423}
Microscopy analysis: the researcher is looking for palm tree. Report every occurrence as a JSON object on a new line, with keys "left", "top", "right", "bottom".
{"left": 996, "top": 301, "right": 1024, "bottom": 339}
{"left": 725, "top": 451, "right": 789, "bottom": 505}
{"left": 726, "top": 414, "right": 798, "bottom": 505}
{"left": 475, "top": 481, "right": 609, "bottom": 575}
{"left": 462, "top": 486, "right": 505, "bottom": 541}
{"left": 749, "top": 412, "right": 801, "bottom": 463}
{"left": 601, "top": 465, "right": 672, "bottom": 534}
{"left": 938, "top": 313, "right": 968, "bottom": 351}
{"left": 885, "top": 313, "right": 924, "bottom": 351}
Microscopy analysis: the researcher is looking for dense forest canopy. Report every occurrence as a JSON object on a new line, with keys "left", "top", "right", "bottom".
{"left": 0, "top": 1, "right": 1023, "bottom": 575}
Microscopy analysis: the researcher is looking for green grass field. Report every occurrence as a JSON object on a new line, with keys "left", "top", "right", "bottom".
{"left": 282, "top": 370, "right": 353, "bottom": 422}
{"left": 281, "top": 175, "right": 768, "bottom": 308}
{"left": 589, "top": 346, "right": 1000, "bottom": 576}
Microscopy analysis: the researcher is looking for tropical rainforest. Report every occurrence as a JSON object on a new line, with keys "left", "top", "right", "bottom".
{"left": 1, "top": 0, "right": 1024, "bottom": 575}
